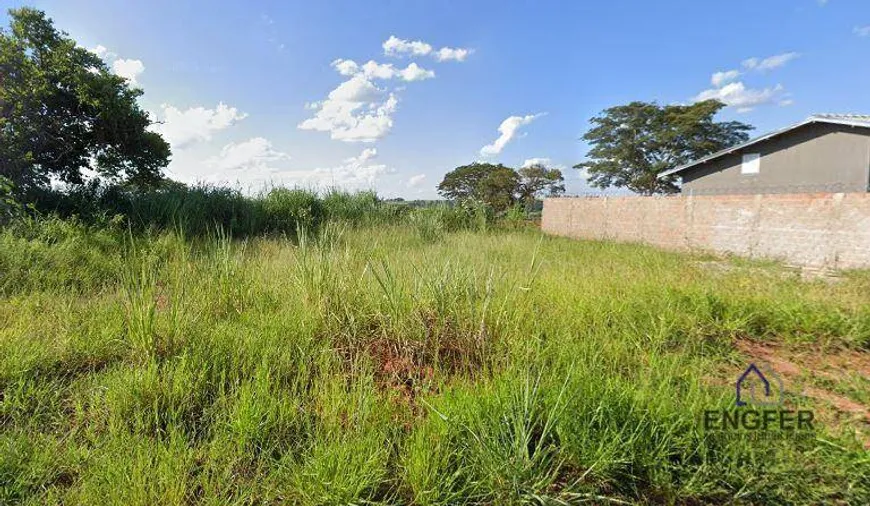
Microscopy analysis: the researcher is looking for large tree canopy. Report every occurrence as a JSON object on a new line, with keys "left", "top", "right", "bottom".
{"left": 517, "top": 164, "right": 565, "bottom": 206}
{"left": 0, "top": 8, "right": 170, "bottom": 192}
{"left": 575, "top": 100, "right": 753, "bottom": 195}
{"left": 437, "top": 162, "right": 564, "bottom": 211}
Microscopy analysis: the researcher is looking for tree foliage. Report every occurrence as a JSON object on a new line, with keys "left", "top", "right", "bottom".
{"left": 575, "top": 100, "right": 753, "bottom": 195}
{"left": 517, "top": 164, "right": 565, "bottom": 206}
{"left": 0, "top": 8, "right": 170, "bottom": 193}
{"left": 437, "top": 162, "right": 564, "bottom": 211}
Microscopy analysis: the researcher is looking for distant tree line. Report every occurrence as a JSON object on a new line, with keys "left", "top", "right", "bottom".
{"left": 437, "top": 162, "right": 565, "bottom": 212}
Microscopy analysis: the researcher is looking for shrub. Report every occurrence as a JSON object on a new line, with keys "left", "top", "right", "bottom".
{"left": 262, "top": 188, "right": 324, "bottom": 237}
{"left": 0, "top": 177, "right": 25, "bottom": 226}
{"left": 408, "top": 208, "right": 446, "bottom": 242}
{"left": 503, "top": 204, "right": 526, "bottom": 229}
{"left": 0, "top": 215, "right": 125, "bottom": 294}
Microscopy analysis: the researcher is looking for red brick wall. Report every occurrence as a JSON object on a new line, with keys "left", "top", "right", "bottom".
{"left": 541, "top": 193, "right": 870, "bottom": 270}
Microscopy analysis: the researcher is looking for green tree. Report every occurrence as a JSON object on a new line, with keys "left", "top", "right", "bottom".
{"left": 0, "top": 8, "right": 170, "bottom": 193}
{"left": 517, "top": 163, "right": 565, "bottom": 207}
{"left": 575, "top": 100, "right": 752, "bottom": 195}
{"left": 437, "top": 162, "right": 520, "bottom": 212}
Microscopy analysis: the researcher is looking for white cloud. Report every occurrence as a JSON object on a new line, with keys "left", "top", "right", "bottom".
{"left": 480, "top": 114, "right": 544, "bottom": 156}
{"left": 152, "top": 102, "right": 248, "bottom": 149}
{"left": 695, "top": 52, "right": 797, "bottom": 111}
{"left": 332, "top": 58, "right": 360, "bottom": 76}
{"left": 359, "top": 60, "right": 396, "bottom": 80}
{"left": 112, "top": 58, "right": 145, "bottom": 84}
{"left": 276, "top": 148, "right": 391, "bottom": 189}
{"left": 434, "top": 47, "right": 471, "bottom": 62}
{"left": 298, "top": 74, "right": 398, "bottom": 143}
{"left": 332, "top": 59, "right": 435, "bottom": 82}
{"left": 522, "top": 157, "right": 553, "bottom": 168}
{"left": 90, "top": 45, "right": 111, "bottom": 59}
{"left": 89, "top": 45, "right": 145, "bottom": 84}
{"left": 854, "top": 26, "right": 870, "bottom": 37}
{"left": 711, "top": 69, "right": 741, "bottom": 87}
{"left": 301, "top": 56, "right": 435, "bottom": 142}
{"left": 302, "top": 36, "right": 464, "bottom": 143}
{"left": 741, "top": 57, "right": 760, "bottom": 69}
{"left": 742, "top": 52, "right": 800, "bottom": 71}
{"left": 346, "top": 147, "right": 378, "bottom": 165}
{"left": 383, "top": 35, "right": 433, "bottom": 57}
{"left": 328, "top": 74, "right": 384, "bottom": 102}
{"left": 398, "top": 62, "right": 436, "bottom": 81}
{"left": 408, "top": 174, "right": 427, "bottom": 187}
{"left": 169, "top": 145, "right": 392, "bottom": 192}
{"left": 207, "top": 137, "right": 289, "bottom": 172}
{"left": 382, "top": 35, "right": 472, "bottom": 62}
{"left": 693, "top": 82, "right": 785, "bottom": 112}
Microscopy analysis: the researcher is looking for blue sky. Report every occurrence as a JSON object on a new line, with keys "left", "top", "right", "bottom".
{"left": 3, "top": 0, "right": 870, "bottom": 198}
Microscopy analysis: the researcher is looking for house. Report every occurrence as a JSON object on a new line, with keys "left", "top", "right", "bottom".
{"left": 661, "top": 114, "right": 870, "bottom": 195}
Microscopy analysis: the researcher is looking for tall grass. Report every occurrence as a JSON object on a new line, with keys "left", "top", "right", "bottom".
{"left": 1, "top": 211, "right": 869, "bottom": 504}
{"left": 22, "top": 182, "right": 448, "bottom": 240}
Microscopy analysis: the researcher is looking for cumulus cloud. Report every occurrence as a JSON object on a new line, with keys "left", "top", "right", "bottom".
{"left": 346, "top": 147, "right": 378, "bottom": 165}
{"left": 152, "top": 102, "right": 247, "bottom": 149}
{"left": 397, "top": 62, "right": 436, "bottom": 81}
{"left": 480, "top": 114, "right": 545, "bottom": 156}
{"left": 711, "top": 69, "right": 741, "bottom": 87}
{"left": 279, "top": 148, "right": 391, "bottom": 188}
{"left": 90, "top": 44, "right": 111, "bottom": 59}
{"left": 111, "top": 58, "right": 145, "bottom": 84}
{"left": 382, "top": 35, "right": 472, "bottom": 62}
{"left": 694, "top": 82, "right": 785, "bottom": 112}
{"left": 174, "top": 146, "right": 392, "bottom": 191}
{"left": 434, "top": 47, "right": 471, "bottom": 62}
{"left": 207, "top": 137, "right": 290, "bottom": 172}
{"left": 301, "top": 36, "right": 465, "bottom": 143}
{"left": 383, "top": 35, "right": 433, "bottom": 57}
{"left": 89, "top": 45, "right": 145, "bottom": 84}
{"left": 301, "top": 56, "right": 435, "bottom": 142}
{"left": 742, "top": 52, "right": 800, "bottom": 71}
{"left": 332, "top": 59, "right": 361, "bottom": 76}
{"left": 331, "top": 59, "right": 435, "bottom": 82}
{"left": 407, "top": 174, "right": 427, "bottom": 187}
{"left": 298, "top": 74, "right": 398, "bottom": 142}
{"left": 695, "top": 52, "right": 798, "bottom": 111}
{"left": 522, "top": 157, "right": 553, "bottom": 168}
{"left": 854, "top": 25, "right": 870, "bottom": 37}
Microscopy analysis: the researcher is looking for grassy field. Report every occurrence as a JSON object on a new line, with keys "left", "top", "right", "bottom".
{"left": 2, "top": 213, "right": 870, "bottom": 504}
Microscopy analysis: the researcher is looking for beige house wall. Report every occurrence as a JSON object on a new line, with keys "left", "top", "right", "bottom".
{"left": 680, "top": 123, "right": 870, "bottom": 195}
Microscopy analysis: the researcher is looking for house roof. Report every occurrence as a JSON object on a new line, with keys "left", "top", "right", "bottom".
{"left": 660, "top": 114, "right": 870, "bottom": 178}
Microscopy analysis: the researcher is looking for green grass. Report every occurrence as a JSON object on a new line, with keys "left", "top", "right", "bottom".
{"left": 1, "top": 216, "right": 869, "bottom": 504}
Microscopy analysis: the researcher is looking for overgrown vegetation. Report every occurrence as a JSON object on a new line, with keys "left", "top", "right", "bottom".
{"left": 18, "top": 181, "right": 499, "bottom": 240}
{"left": 1, "top": 190, "right": 869, "bottom": 504}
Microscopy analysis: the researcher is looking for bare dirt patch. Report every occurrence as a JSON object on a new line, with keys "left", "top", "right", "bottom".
{"left": 734, "top": 339, "right": 870, "bottom": 447}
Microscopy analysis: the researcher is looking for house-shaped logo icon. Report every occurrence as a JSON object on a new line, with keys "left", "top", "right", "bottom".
{"left": 736, "top": 363, "right": 783, "bottom": 407}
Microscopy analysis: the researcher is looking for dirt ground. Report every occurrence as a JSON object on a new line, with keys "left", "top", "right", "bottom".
{"left": 734, "top": 339, "right": 870, "bottom": 448}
